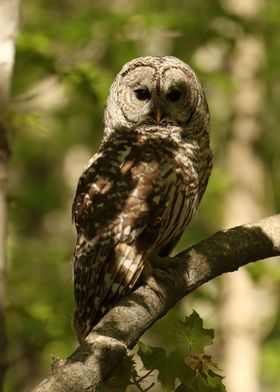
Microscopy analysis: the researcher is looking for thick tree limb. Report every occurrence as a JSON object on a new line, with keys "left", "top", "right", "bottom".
{"left": 32, "top": 214, "right": 280, "bottom": 392}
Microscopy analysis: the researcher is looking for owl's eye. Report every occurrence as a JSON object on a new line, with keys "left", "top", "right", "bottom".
{"left": 134, "top": 87, "right": 151, "bottom": 101}
{"left": 167, "top": 89, "right": 182, "bottom": 102}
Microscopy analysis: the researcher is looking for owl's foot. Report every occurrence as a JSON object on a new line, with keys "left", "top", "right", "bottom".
{"left": 140, "top": 261, "right": 166, "bottom": 302}
{"left": 140, "top": 260, "right": 152, "bottom": 281}
{"left": 140, "top": 255, "right": 177, "bottom": 302}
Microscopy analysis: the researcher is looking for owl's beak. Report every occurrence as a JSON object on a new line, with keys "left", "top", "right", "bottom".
{"left": 150, "top": 108, "right": 165, "bottom": 123}
{"left": 153, "top": 110, "right": 161, "bottom": 123}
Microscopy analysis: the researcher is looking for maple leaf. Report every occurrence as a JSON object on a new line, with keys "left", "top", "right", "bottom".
{"left": 174, "top": 310, "right": 214, "bottom": 353}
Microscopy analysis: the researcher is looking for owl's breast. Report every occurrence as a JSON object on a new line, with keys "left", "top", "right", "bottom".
{"left": 125, "top": 138, "right": 200, "bottom": 250}
{"left": 73, "top": 132, "right": 200, "bottom": 250}
{"left": 151, "top": 161, "right": 199, "bottom": 249}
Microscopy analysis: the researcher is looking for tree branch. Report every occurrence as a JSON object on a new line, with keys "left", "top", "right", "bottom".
{"left": 32, "top": 214, "right": 280, "bottom": 392}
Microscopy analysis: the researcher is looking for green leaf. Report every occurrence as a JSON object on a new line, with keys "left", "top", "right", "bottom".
{"left": 207, "top": 372, "right": 226, "bottom": 391}
{"left": 138, "top": 342, "right": 166, "bottom": 370}
{"left": 168, "top": 351, "right": 195, "bottom": 388}
{"left": 138, "top": 342, "right": 175, "bottom": 391}
{"left": 176, "top": 362, "right": 226, "bottom": 392}
{"left": 97, "top": 355, "right": 135, "bottom": 392}
{"left": 174, "top": 310, "right": 214, "bottom": 353}
{"left": 138, "top": 342, "right": 194, "bottom": 391}
{"left": 190, "top": 372, "right": 226, "bottom": 392}
{"left": 175, "top": 371, "right": 226, "bottom": 392}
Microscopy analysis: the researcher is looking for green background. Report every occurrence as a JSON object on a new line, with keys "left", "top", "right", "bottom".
{"left": 4, "top": 0, "right": 280, "bottom": 390}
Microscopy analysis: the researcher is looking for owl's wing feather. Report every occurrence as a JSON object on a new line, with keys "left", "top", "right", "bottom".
{"left": 72, "top": 140, "right": 171, "bottom": 340}
{"left": 95, "top": 242, "right": 147, "bottom": 308}
{"left": 73, "top": 230, "right": 149, "bottom": 341}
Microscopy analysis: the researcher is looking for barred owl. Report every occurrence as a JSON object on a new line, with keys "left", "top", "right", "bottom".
{"left": 72, "top": 56, "right": 212, "bottom": 342}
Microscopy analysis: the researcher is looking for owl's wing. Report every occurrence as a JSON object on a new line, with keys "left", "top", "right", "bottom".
{"left": 72, "top": 143, "right": 169, "bottom": 341}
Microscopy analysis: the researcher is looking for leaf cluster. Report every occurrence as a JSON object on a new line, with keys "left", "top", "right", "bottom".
{"left": 98, "top": 311, "right": 226, "bottom": 392}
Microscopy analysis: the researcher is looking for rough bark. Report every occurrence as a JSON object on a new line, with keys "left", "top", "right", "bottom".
{"left": 32, "top": 214, "right": 280, "bottom": 392}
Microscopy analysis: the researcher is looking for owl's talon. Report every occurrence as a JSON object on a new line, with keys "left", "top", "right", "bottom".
{"left": 144, "top": 274, "right": 165, "bottom": 303}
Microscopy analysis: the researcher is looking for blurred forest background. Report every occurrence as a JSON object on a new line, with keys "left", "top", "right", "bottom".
{"left": 1, "top": 0, "right": 279, "bottom": 391}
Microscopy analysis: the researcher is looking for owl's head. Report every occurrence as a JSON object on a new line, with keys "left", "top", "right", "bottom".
{"left": 104, "top": 56, "right": 209, "bottom": 138}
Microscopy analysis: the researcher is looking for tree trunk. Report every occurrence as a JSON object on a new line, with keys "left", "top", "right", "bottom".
{"left": 219, "top": 1, "right": 276, "bottom": 391}
{"left": 0, "top": 0, "right": 20, "bottom": 389}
